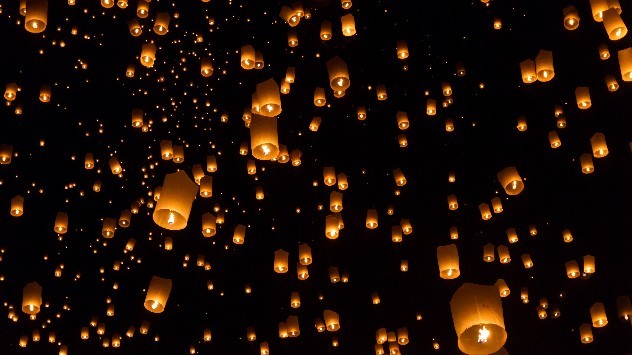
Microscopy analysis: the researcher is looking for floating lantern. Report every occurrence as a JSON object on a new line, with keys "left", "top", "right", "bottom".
{"left": 618, "top": 47, "right": 632, "bottom": 80}
{"left": 519, "top": 60, "right": 536, "bottom": 83}
{"left": 590, "top": 132, "right": 608, "bottom": 157}
{"left": 324, "top": 310, "right": 340, "bottom": 331}
{"left": 22, "top": 282, "right": 42, "bottom": 315}
{"left": 140, "top": 43, "right": 157, "bottom": 68}
{"left": 479, "top": 203, "right": 492, "bottom": 220}
{"left": 437, "top": 244, "right": 460, "bottom": 279}
{"left": 341, "top": 14, "right": 356, "bottom": 36}
{"left": 154, "top": 12, "right": 171, "bottom": 35}
{"left": 366, "top": 209, "right": 378, "bottom": 229}
{"left": 250, "top": 115, "right": 279, "bottom": 160}
{"left": 144, "top": 276, "right": 172, "bottom": 313}
{"left": 274, "top": 249, "right": 289, "bottom": 273}
{"left": 602, "top": 8, "right": 627, "bottom": 40}
{"left": 497, "top": 166, "right": 524, "bottom": 195}
{"left": 535, "top": 50, "right": 554, "bottom": 82}
{"left": 497, "top": 245, "right": 510, "bottom": 263}
{"left": 201, "top": 58, "right": 213, "bottom": 77}
{"left": 327, "top": 57, "right": 350, "bottom": 92}
{"left": 579, "top": 323, "right": 593, "bottom": 344}
{"left": 495, "top": 279, "right": 510, "bottom": 297}
{"left": 590, "top": 303, "right": 608, "bottom": 327}
{"left": 25, "top": 0, "right": 48, "bottom": 33}
{"left": 54, "top": 212, "right": 68, "bottom": 234}
{"left": 153, "top": 170, "right": 199, "bottom": 230}
{"left": 483, "top": 243, "right": 495, "bottom": 262}
{"left": 580, "top": 153, "right": 594, "bottom": 174}
{"left": 549, "top": 130, "right": 561, "bottom": 148}
{"left": 575, "top": 87, "right": 591, "bottom": 109}
{"left": 563, "top": 6, "right": 580, "bottom": 30}
{"left": 241, "top": 45, "right": 255, "bottom": 70}
{"left": 11, "top": 195, "right": 24, "bottom": 217}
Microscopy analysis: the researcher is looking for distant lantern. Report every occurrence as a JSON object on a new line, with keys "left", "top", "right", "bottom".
{"left": 580, "top": 153, "right": 594, "bottom": 174}
{"left": 506, "top": 228, "right": 519, "bottom": 243}
{"left": 323, "top": 167, "right": 336, "bottom": 186}
{"left": 392, "top": 226, "right": 403, "bottom": 243}
{"left": 563, "top": 6, "right": 580, "bottom": 30}
{"left": 590, "top": 303, "right": 608, "bottom": 327}
{"left": 279, "top": 6, "right": 300, "bottom": 27}
{"left": 579, "top": 323, "right": 593, "bottom": 344}
{"left": 25, "top": 0, "right": 48, "bottom": 33}
{"left": 233, "top": 224, "right": 246, "bottom": 244}
{"left": 341, "top": 14, "right": 356, "bottom": 36}
{"left": 521, "top": 287, "right": 529, "bottom": 303}
{"left": 562, "top": 228, "right": 573, "bottom": 242}
{"left": 575, "top": 87, "right": 591, "bottom": 109}
{"left": 281, "top": 81, "right": 290, "bottom": 94}
{"left": 495, "top": 279, "right": 510, "bottom": 297}
{"left": 206, "top": 155, "right": 217, "bottom": 172}
{"left": 479, "top": 203, "right": 492, "bottom": 220}
{"left": 450, "top": 283, "right": 507, "bottom": 354}
{"left": 537, "top": 306, "right": 547, "bottom": 319}
{"left": 327, "top": 56, "right": 351, "bottom": 92}
{"left": 260, "top": 342, "right": 270, "bottom": 355}
{"left": 159, "top": 140, "right": 173, "bottom": 160}
{"left": 54, "top": 212, "right": 68, "bottom": 234}
{"left": 241, "top": 45, "right": 256, "bottom": 70}
{"left": 590, "top": 132, "right": 608, "bottom": 158}
{"left": 521, "top": 254, "right": 533, "bottom": 268}
{"left": 314, "top": 87, "right": 326, "bottom": 106}
{"left": 102, "top": 218, "right": 116, "bottom": 238}
{"left": 200, "top": 176, "right": 213, "bottom": 197}
{"left": 483, "top": 243, "right": 495, "bottom": 262}
{"left": 437, "top": 244, "right": 460, "bottom": 279}
{"left": 154, "top": 12, "right": 171, "bottom": 35}
{"left": 491, "top": 197, "right": 503, "bottom": 213}
{"left": 376, "top": 84, "right": 387, "bottom": 100}
{"left": 39, "top": 84, "right": 51, "bottom": 102}
{"left": 144, "top": 276, "right": 172, "bottom": 313}
{"left": 325, "top": 214, "right": 339, "bottom": 239}
{"left": 598, "top": 43, "right": 611, "bottom": 60}
{"left": 535, "top": 50, "right": 554, "bottom": 82}
{"left": 516, "top": 116, "right": 527, "bottom": 131}
{"left": 324, "top": 310, "right": 340, "bottom": 331}
{"left": 427, "top": 99, "right": 437, "bottom": 115}
{"left": 450, "top": 226, "right": 459, "bottom": 240}
{"left": 602, "top": 8, "right": 627, "bottom": 40}
{"left": 557, "top": 114, "right": 567, "bottom": 128}
{"left": 497, "top": 166, "right": 524, "bottom": 195}
{"left": 290, "top": 149, "right": 302, "bottom": 166}
{"left": 255, "top": 186, "right": 264, "bottom": 200}
{"left": 549, "top": 130, "right": 561, "bottom": 148}
{"left": 4, "top": 83, "right": 18, "bottom": 101}
{"left": 128, "top": 19, "right": 142, "bottom": 36}
{"left": 201, "top": 213, "right": 216, "bottom": 237}
{"left": 310, "top": 116, "right": 322, "bottom": 131}
{"left": 396, "top": 111, "right": 409, "bottom": 130}
{"left": 132, "top": 109, "right": 143, "bottom": 128}
{"left": 109, "top": 157, "right": 122, "bottom": 175}
{"left": 140, "top": 43, "right": 157, "bottom": 68}
{"left": 250, "top": 115, "right": 280, "bottom": 160}
{"left": 153, "top": 170, "right": 199, "bottom": 230}
{"left": 618, "top": 47, "right": 632, "bottom": 80}
{"left": 274, "top": 249, "right": 289, "bottom": 273}
{"left": 136, "top": 0, "right": 149, "bottom": 17}
{"left": 341, "top": 0, "right": 352, "bottom": 9}
{"left": 330, "top": 191, "right": 343, "bottom": 212}
{"left": 583, "top": 255, "right": 595, "bottom": 274}
{"left": 298, "top": 243, "right": 312, "bottom": 265}
{"left": 617, "top": 296, "right": 632, "bottom": 321}
{"left": 393, "top": 168, "right": 407, "bottom": 186}
{"left": 11, "top": 195, "right": 24, "bottom": 217}
{"left": 366, "top": 209, "right": 378, "bottom": 229}
{"left": 22, "top": 282, "right": 42, "bottom": 315}
{"left": 84, "top": 153, "right": 95, "bottom": 169}
{"left": 201, "top": 58, "right": 213, "bottom": 77}
{"left": 288, "top": 29, "right": 298, "bottom": 47}
{"left": 357, "top": 106, "right": 367, "bottom": 120}
{"left": 447, "top": 194, "right": 458, "bottom": 210}
{"left": 397, "top": 40, "right": 409, "bottom": 59}
{"left": 493, "top": 17, "right": 502, "bottom": 29}
{"left": 285, "top": 67, "right": 296, "bottom": 84}
{"left": 255, "top": 51, "right": 264, "bottom": 69}
{"left": 320, "top": 20, "right": 333, "bottom": 40}
{"left": 456, "top": 62, "right": 466, "bottom": 76}
{"left": 519, "top": 59, "right": 536, "bottom": 83}
{"left": 605, "top": 74, "right": 619, "bottom": 91}
{"left": 497, "top": 245, "right": 510, "bottom": 263}
{"left": 337, "top": 173, "right": 349, "bottom": 190}
{"left": 398, "top": 134, "right": 408, "bottom": 147}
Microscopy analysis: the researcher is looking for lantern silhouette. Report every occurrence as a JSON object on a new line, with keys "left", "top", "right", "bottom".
{"left": 25, "top": 0, "right": 48, "bottom": 33}
{"left": 274, "top": 249, "right": 289, "bottom": 273}
{"left": 22, "top": 282, "right": 42, "bottom": 315}
{"left": 520, "top": 59, "right": 536, "bottom": 83}
{"left": 437, "top": 244, "right": 460, "bottom": 279}
{"left": 563, "top": 6, "right": 580, "bottom": 30}
{"left": 250, "top": 115, "right": 279, "bottom": 160}
{"left": 241, "top": 45, "right": 256, "bottom": 69}
{"left": 575, "top": 87, "right": 591, "bottom": 109}
{"left": 341, "top": 14, "right": 356, "bottom": 36}
{"left": 140, "top": 43, "right": 157, "bottom": 68}
{"left": 602, "top": 8, "right": 627, "bottom": 40}
{"left": 154, "top": 12, "right": 171, "bottom": 35}
{"left": 153, "top": 170, "right": 199, "bottom": 230}
{"left": 618, "top": 47, "right": 632, "bottom": 81}
{"left": 450, "top": 283, "right": 507, "bottom": 354}
{"left": 590, "top": 303, "right": 608, "bottom": 327}
{"left": 590, "top": 132, "right": 608, "bottom": 157}
{"left": 144, "top": 276, "right": 172, "bottom": 313}
{"left": 535, "top": 50, "right": 554, "bottom": 82}
{"left": 497, "top": 166, "right": 524, "bottom": 195}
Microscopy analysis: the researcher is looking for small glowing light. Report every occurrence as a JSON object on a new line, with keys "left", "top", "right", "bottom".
{"left": 167, "top": 212, "right": 175, "bottom": 225}
{"left": 478, "top": 326, "right": 490, "bottom": 343}
{"left": 151, "top": 301, "right": 159, "bottom": 310}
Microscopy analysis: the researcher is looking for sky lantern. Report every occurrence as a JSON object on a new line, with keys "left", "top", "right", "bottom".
{"left": 153, "top": 170, "right": 199, "bottom": 230}
{"left": 144, "top": 276, "right": 172, "bottom": 313}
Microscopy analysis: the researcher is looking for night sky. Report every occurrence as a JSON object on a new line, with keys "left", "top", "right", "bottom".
{"left": 0, "top": 0, "right": 631, "bottom": 354}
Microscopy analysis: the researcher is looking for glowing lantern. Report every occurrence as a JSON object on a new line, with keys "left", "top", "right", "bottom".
{"left": 102, "top": 218, "right": 116, "bottom": 238}
{"left": 497, "top": 166, "right": 524, "bottom": 195}
{"left": 199, "top": 176, "right": 212, "bottom": 197}
{"left": 590, "top": 132, "right": 608, "bottom": 158}
{"left": 520, "top": 59, "right": 536, "bottom": 83}
{"left": 325, "top": 214, "right": 339, "bottom": 239}
{"left": 456, "top": 62, "right": 466, "bottom": 76}
{"left": 206, "top": 155, "right": 217, "bottom": 172}
{"left": 255, "top": 51, "right": 264, "bottom": 69}
{"left": 605, "top": 74, "right": 619, "bottom": 91}
{"left": 391, "top": 226, "right": 403, "bottom": 243}
{"left": 617, "top": 296, "right": 631, "bottom": 321}
{"left": 298, "top": 243, "right": 312, "bottom": 265}
{"left": 128, "top": 19, "right": 142, "bottom": 36}
{"left": 22, "top": 282, "right": 42, "bottom": 315}
{"left": 483, "top": 243, "right": 495, "bottom": 262}
{"left": 393, "top": 168, "right": 407, "bottom": 186}
{"left": 140, "top": 43, "right": 157, "bottom": 68}
{"left": 400, "top": 219, "right": 412, "bottom": 234}
{"left": 535, "top": 50, "right": 554, "bottom": 82}
{"left": 517, "top": 116, "right": 527, "bottom": 131}
{"left": 341, "top": 14, "right": 356, "bottom": 36}
{"left": 497, "top": 245, "right": 510, "bottom": 263}
{"left": 450, "top": 283, "right": 507, "bottom": 354}
{"left": 562, "top": 228, "right": 573, "bottom": 242}
{"left": 479, "top": 203, "right": 492, "bottom": 220}
{"left": 427, "top": 99, "right": 437, "bottom": 115}
{"left": 314, "top": 87, "right": 326, "bottom": 106}
{"left": 447, "top": 194, "right": 458, "bottom": 210}
{"left": 256, "top": 79, "right": 282, "bottom": 117}
{"left": 521, "top": 254, "right": 533, "bottom": 268}
{"left": 450, "top": 226, "right": 459, "bottom": 240}
{"left": 563, "top": 6, "right": 580, "bottom": 30}
{"left": 566, "top": 260, "right": 580, "bottom": 278}
{"left": 84, "top": 153, "right": 95, "bottom": 169}
{"left": 549, "top": 130, "right": 561, "bottom": 148}
{"left": 490, "top": 197, "right": 503, "bottom": 213}
{"left": 201, "top": 58, "right": 213, "bottom": 77}
{"left": 376, "top": 85, "right": 387, "bottom": 100}
{"left": 506, "top": 228, "right": 518, "bottom": 243}
{"left": 250, "top": 115, "right": 279, "bottom": 160}
{"left": 144, "top": 276, "right": 172, "bottom": 313}
{"left": 618, "top": 47, "right": 632, "bottom": 80}
{"left": 575, "top": 87, "right": 591, "bottom": 109}
{"left": 25, "top": 0, "right": 48, "bottom": 33}
{"left": 260, "top": 342, "right": 270, "bottom": 355}
{"left": 4, "top": 83, "right": 17, "bottom": 101}
{"left": 241, "top": 45, "right": 255, "bottom": 69}
{"left": 309, "top": 117, "right": 322, "bottom": 131}
{"left": 493, "top": 17, "right": 502, "bottom": 29}
{"left": 324, "top": 310, "right": 340, "bottom": 331}
{"left": 288, "top": 30, "right": 298, "bottom": 47}
{"left": 398, "top": 134, "right": 408, "bottom": 147}
{"left": 579, "top": 323, "right": 593, "bottom": 344}
{"left": 154, "top": 12, "right": 170, "bottom": 35}
{"left": 583, "top": 255, "right": 595, "bottom": 274}
{"left": 136, "top": 0, "right": 149, "bottom": 17}
{"left": 11, "top": 195, "right": 24, "bottom": 217}
{"left": 580, "top": 153, "right": 594, "bottom": 174}
{"left": 153, "top": 170, "right": 199, "bottom": 230}
{"left": 437, "top": 244, "right": 460, "bottom": 279}
{"left": 279, "top": 6, "right": 300, "bottom": 27}
{"left": 255, "top": 186, "right": 264, "bottom": 200}
{"left": 590, "top": 303, "right": 608, "bottom": 327}
{"left": 200, "top": 213, "right": 216, "bottom": 238}
{"left": 274, "top": 249, "right": 289, "bottom": 273}
{"left": 366, "top": 209, "right": 378, "bottom": 229}
{"left": 396, "top": 40, "right": 409, "bottom": 59}
{"left": 602, "top": 8, "right": 627, "bottom": 40}
{"left": 329, "top": 191, "right": 343, "bottom": 212}
{"left": 327, "top": 57, "right": 350, "bottom": 92}
{"left": 495, "top": 279, "right": 510, "bottom": 297}
{"left": 54, "top": 212, "right": 68, "bottom": 234}
{"left": 39, "top": 84, "right": 51, "bottom": 102}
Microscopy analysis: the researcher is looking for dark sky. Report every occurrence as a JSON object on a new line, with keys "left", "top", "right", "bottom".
{"left": 0, "top": 0, "right": 631, "bottom": 354}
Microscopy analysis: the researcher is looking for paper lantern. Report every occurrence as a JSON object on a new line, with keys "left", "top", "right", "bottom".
{"left": 172, "top": 145, "right": 184, "bottom": 163}
{"left": 309, "top": 116, "right": 322, "bottom": 131}
{"left": 136, "top": 0, "right": 149, "bottom": 17}
{"left": 250, "top": 114, "right": 279, "bottom": 160}
{"left": 154, "top": 12, "right": 171, "bottom": 35}
{"left": 11, "top": 195, "right": 24, "bottom": 217}
{"left": 22, "top": 282, "right": 42, "bottom": 315}
{"left": 602, "top": 8, "right": 627, "bottom": 40}
{"left": 144, "top": 276, "right": 172, "bottom": 313}
{"left": 447, "top": 194, "right": 458, "bottom": 210}
{"left": 25, "top": 0, "right": 48, "bottom": 33}
{"left": 54, "top": 212, "right": 68, "bottom": 234}
{"left": 563, "top": 6, "right": 580, "bottom": 30}
{"left": 287, "top": 29, "right": 298, "bottom": 47}
{"left": 201, "top": 213, "right": 216, "bottom": 237}
{"left": 450, "top": 226, "right": 459, "bottom": 240}
{"left": 201, "top": 58, "right": 213, "bottom": 77}
{"left": 579, "top": 323, "right": 593, "bottom": 344}
{"left": 565, "top": 260, "right": 580, "bottom": 278}
{"left": 495, "top": 279, "right": 510, "bottom": 297}
{"left": 279, "top": 6, "right": 300, "bottom": 27}
{"left": 280, "top": 81, "right": 290, "bottom": 94}
{"left": 427, "top": 99, "right": 437, "bottom": 115}
{"left": 274, "top": 249, "right": 289, "bottom": 273}
{"left": 450, "top": 283, "right": 507, "bottom": 354}
{"left": 395, "top": 111, "right": 409, "bottom": 130}
{"left": 590, "top": 303, "right": 608, "bottom": 327}
{"left": 260, "top": 342, "right": 270, "bottom": 355}
{"left": 241, "top": 45, "right": 255, "bottom": 69}
{"left": 437, "top": 244, "right": 460, "bottom": 279}
{"left": 398, "top": 134, "right": 408, "bottom": 147}
{"left": 298, "top": 243, "right": 312, "bottom": 265}
{"left": 324, "top": 310, "right": 340, "bottom": 331}
{"left": 618, "top": 47, "right": 632, "bottom": 81}
{"left": 117, "top": 0, "right": 127, "bottom": 8}
{"left": 521, "top": 254, "right": 533, "bottom": 268}
{"left": 490, "top": 197, "right": 503, "bottom": 213}
{"left": 255, "top": 186, "right": 264, "bottom": 200}
{"left": 598, "top": 43, "right": 610, "bottom": 60}
{"left": 497, "top": 166, "right": 524, "bottom": 195}
{"left": 537, "top": 306, "right": 547, "bottom": 319}
{"left": 535, "top": 50, "right": 554, "bottom": 82}
{"left": 256, "top": 79, "right": 282, "bottom": 117}
{"left": 153, "top": 170, "right": 199, "bottom": 230}
{"left": 39, "top": 84, "right": 51, "bottom": 102}
{"left": 562, "top": 228, "right": 573, "bottom": 243}
{"left": 580, "top": 153, "right": 594, "bottom": 174}
{"left": 549, "top": 130, "right": 561, "bottom": 148}
{"left": 366, "top": 209, "right": 378, "bottom": 229}
{"left": 521, "top": 287, "right": 529, "bottom": 303}
{"left": 325, "top": 214, "right": 339, "bottom": 239}
{"left": 376, "top": 84, "right": 387, "bottom": 100}
{"left": 297, "top": 263, "right": 309, "bottom": 280}
{"left": 255, "top": 51, "right": 264, "bottom": 69}
{"left": 290, "top": 292, "right": 301, "bottom": 309}
{"left": 590, "top": 132, "right": 608, "bottom": 157}
{"left": 506, "top": 228, "right": 518, "bottom": 243}
{"left": 456, "top": 62, "right": 466, "bottom": 76}
{"left": 128, "top": 19, "right": 142, "bottom": 36}
{"left": 84, "top": 153, "right": 95, "bottom": 169}
{"left": 516, "top": 116, "right": 527, "bottom": 131}
{"left": 390, "top": 225, "right": 403, "bottom": 243}
{"left": 617, "top": 296, "right": 632, "bottom": 321}
{"left": 329, "top": 191, "right": 343, "bottom": 212}
{"left": 130, "top": 109, "right": 143, "bottom": 128}
{"left": 140, "top": 43, "right": 157, "bottom": 68}
{"left": 397, "top": 40, "right": 409, "bottom": 59}
{"left": 286, "top": 316, "right": 300, "bottom": 337}
{"left": 341, "top": 0, "right": 352, "bottom": 9}
{"left": 497, "top": 245, "right": 510, "bottom": 263}
{"left": 393, "top": 168, "right": 407, "bottom": 186}
{"left": 102, "top": 218, "right": 116, "bottom": 238}
{"left": 206, "top": 155, "right": 217, "bottom": 172}
{"left": 583, "top": 255, "right": 595, "bottom": 274}
{"left": 341, "top": 14, "right": 356, "bottom": 36}
{"left": 519, "top": 59, "right": 536, "bottom": 83}
{"left": 483, "top": 243, "right": 495, "bottom": 262}
{"left": 200, "top": 176, "right": 212, "bottom": 197}
{"left": 327, "top": 57, "right": 350, "bottom": 92}
{"left": 4, "top": 83, "right": 17, "bottom": 101}
{"left": 590, "top": 0, "right": 608, "bottom": 21}
{"left": 575, "top": 87, "right": 591, "bottom": 109}
{"left": 605, "top": 74, "right": 619, "bottom": 91}
{"left": 556, "top": 114, "right": 567, "bottom": 128}
{"left": 314, "top": 87, "right": 326, "bottom": 106}
{"left": 479, "top": 203, "right": 492, "bottom": 220}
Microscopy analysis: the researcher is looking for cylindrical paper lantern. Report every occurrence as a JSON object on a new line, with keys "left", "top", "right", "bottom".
{"left": 250, "top": 115, "right": 279, "bottom": 160}
{"left": 153, "top": 170, "right": 199, "bottom": 230}
{"left": 22, "top": 282, "right": 42, "bottom": 315}
{"left": 366, "top": 209, "right": 378, "bottom": 229}
{"left": 602, "top": 8, "right": 627, "bottom": 40}
{"left": 579, "top": 323, "right": 593, "bottom": 344}
{"left": 520, "top": 59, "right": 536, "bottom": 83}
{"left": 497, "top": 166, "right": 524, "bottom": 195}
{"left": 341, "top": 14, "right": 356, "bottom": 36}
{"left": 201, "top": 213, "right": 216, "bottom": 237}
{"left": 483, "top": 243, "right": 495, "bottom": 262}
{"left": 154, "top": 12, "right": 171, "bottom": 35}
{"left": 437, "top": 244, "right": 460, "bottom": 279}
{"left": 144, "top": 276, "right": 172, "bottom": 313}
{"left": 274, "top": 249, "right": 289, "bottom": 273}
{"left": 497, "top": 245, "right": 510, "bottom": 263}
{"left": 323, "top": 310, "right": 340, "bottom": 331}
{"left": 535, "top": 50, "right": 554, "bottom": 82}
{"left": 618, "top": 47, "right": 632, "bottom": 81}
{"left": 590, "top": 132, "right": 608, "bottom": 158}
{"left": 11, "top": 195, "right": 24, "bottom": 217}
{"left": 575, "top": 87, "right": 591, "bottom": 109}
{"left": 327, "top": 56, "right": 350, "bottom": 92}
{"left": 580, "top": 153, "right": 594, "bottom": 174}
{"left": 25, "top": 0, "right": 48, "bottom": 33}
{"left": 590, "top": 302, "right": 608, "bottom": 327}
{"left": 241, "top": 45, "right": 255, "bottom": 70}
{"left": 140, "top": 43, "right": 157, "bottom": 68}
{"left": 563, "top": 5, "right": 580, "bottom": 30}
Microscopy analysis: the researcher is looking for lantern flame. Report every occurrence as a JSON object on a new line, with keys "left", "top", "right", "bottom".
{"left": 167, "top": 212, "right": 175, "bottom": 225}
{"left": 478, "top": 325, "right": 490, "bottom": 343}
